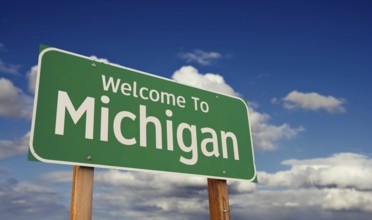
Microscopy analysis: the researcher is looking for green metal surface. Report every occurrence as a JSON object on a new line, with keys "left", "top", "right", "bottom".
{"left": 29, "top": 46, "right": 256, "bottom": 181}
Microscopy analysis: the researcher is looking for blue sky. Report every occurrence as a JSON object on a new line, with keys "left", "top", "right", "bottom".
{"left": 1, "top": 0, "right": 372, "bottom": 219}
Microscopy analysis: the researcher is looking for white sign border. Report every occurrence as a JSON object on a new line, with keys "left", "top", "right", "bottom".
{"left": 29, "top": 47, "right": 257, "bottom": 182}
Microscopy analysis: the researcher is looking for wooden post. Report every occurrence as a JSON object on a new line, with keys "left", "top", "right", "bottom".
{"left": 70, "top": 166, "right": 94, "bottom": 220}
{"left": 208, "top": 178, "right": 230, "bottom": 220}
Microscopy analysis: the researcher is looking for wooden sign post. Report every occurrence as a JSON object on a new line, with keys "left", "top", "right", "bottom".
{"left": 30, "top": 46, "right": 256, "bottom": 220}
{"left": 70, "top": 166, "right": 94, "bottom": 220}
{"left": 208, "top": 178, "right": 230, "bottom": 220}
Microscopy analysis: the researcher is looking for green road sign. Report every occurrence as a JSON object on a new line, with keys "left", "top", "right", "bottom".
{"left": 29, "top": 46, "right": 257, "bottom": 181}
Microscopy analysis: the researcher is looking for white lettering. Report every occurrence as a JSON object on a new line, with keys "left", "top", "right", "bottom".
{"left": 55, "top": 91, "right": 95, "bottom": 139}
{"left": 160, "top": 92, "right": 175, "bottom": 106}
{"left": 113, "top": 111, "right": 136, "bottom": 145}
{"left": 177, "top": 123, "right": 198, "bottom": 165}
{"left": 133, "top": 81, "right": 138, "bottom": 98}
{"left": 120, "top": 83, "right": 132, "bottom": 96}
{"left": 140, "top": 105, "right": 162, "bottom": 149}
{"left": 191, "top": 96, "right": 199, "bottom": 111}
{"left": 139, "top": 87, "right": 149, "bottom": 100}
{"left": 221, "top": 131, "right": 239, "bottom": 160}
{"left": 149, "top": 89, "right": 160, "bottom": 102}
{"left": 177, "top": 96, "right": 186, "bottom": 108}
{"left": 166, "top": 109, "right": 174, "bottom": 151}
{"left": 100, "top": 95, "right": 110, "bottom": 141}
{"left": 102, "top": 75, "right": 121, "bottom": 93}
{"left": 54, "top": 89, "right": 241, "bottom": 166}
{"left": 200, "top": 101, "right": 209, "bottom": 113}
{"left": 201, "top": 127, "right": 219, "bottom": 157}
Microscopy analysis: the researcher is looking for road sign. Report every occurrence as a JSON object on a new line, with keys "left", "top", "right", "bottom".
{"left": 29, "top": 46, "right": 257, "bottom": 181}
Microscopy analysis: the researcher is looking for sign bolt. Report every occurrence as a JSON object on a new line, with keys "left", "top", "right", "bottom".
{"left": 216, "top": 95, "right": 219, "bottom": 99}
{"left": 222, "top": 170, "right": 226, "bottom": 174}
{"left": 92, "top": 63, "right": 96, "bottom": 68}
{"left": 87, "top": 155, "right": 92, "bottom": 160}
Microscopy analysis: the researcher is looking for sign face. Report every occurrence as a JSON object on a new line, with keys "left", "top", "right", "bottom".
{"left": 29, "top": 47, "right": 257, "bottom": 181}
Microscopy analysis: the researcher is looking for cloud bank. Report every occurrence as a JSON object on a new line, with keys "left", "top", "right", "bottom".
{"left": 0, "top": 59, "right": 21, "bottom": 75}
{"left": 249, "top": 108, "right": 304, "bottom": 150}
{"left": 172, "top": 65, "right": 238, "bottom": 96}
{"left": 26, "top": 65, "right": 38, "bottom": 93}
{"left": 3, "top": 63, "right": 366, "bottom": 219}
{"left": 0, "top": 78, "right": 33, "bottom": 119}
{"left": 259, "top": 153, "right": 372, "bottom": 191}
{"left": 30, "top": 152, "right": 372, "bottom": 220}
{"left": 282, "top": 90, "right": 346, "bottom": 113}
{"left": 0, "top": 132, "right": 30, "bottom": 160}
{"left": 0, "top": 179, "right": 68, "bottom": 220}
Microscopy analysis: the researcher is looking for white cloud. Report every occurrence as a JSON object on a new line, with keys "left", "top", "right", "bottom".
{"left": 39, "top": 171, "right": 72, "bottom": 183}
{"left": 90, "top": 55, "right": 110, "bottom": 64}
{"left": 178, "top": 49, "right": 222, "bottom": 65}
{"left": 0, "top": 59, "right": 21, "bottom": 75}
{"left": 40, "top": 168, "right": 254, "bottom": 217}
{"left": 230, "top": 153, "right": 372, "bottom": 217}
{"left": 172, "top": 66, "right": 303, "bottom": 150}
{"left": 0, "top": 78, "right": 33, "bottom": 119}
{"left": 26, "top": 65, "right": 38, "bottom": 93}
{"left": 42, "top": 167, "right": 255, "bottom": 197}
{"left": 259, "top": 153, "right": 372, "bottom": 190}
{"left": 230, "top": 188, "right": 372, "bottom": 219}
{"left": 231, "top": 188, "right": 323, "bottom": 217}
{"left": 41, "top": 169, "right": 254, "bottom": 219}
{"left": 229, "top": 180, "right": 256, "bottom": 193}
{"left": 172, "top": 66, "right": 238, "bottom": 96}
{"left": 41, "top": 169, "right": 210, "bottom": 219}
{"left": 0, "top": 179, "right": 68, "bottom": 220}
{"left": 42, "top": 169, "right": 206, "bottom": 189}
{"left": 322, "top": 188, "right": 372, "bottom": 212}
{"left": 282, "top": 90, "right": 346, "bottom": 113}
{"left": 0, "top": 132, "right": 30, "bottom": 160}
{"left": 96, "top": 170, "right": 207, "bottom": 189}
{"left": 92, "top": 170, "right": 372, "bottom": 218}
{"left": 249, "top": 107, "right": 304, "bottom": 150}
{"left": 35, "top": 152, "right": 372, "bottom": 219}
